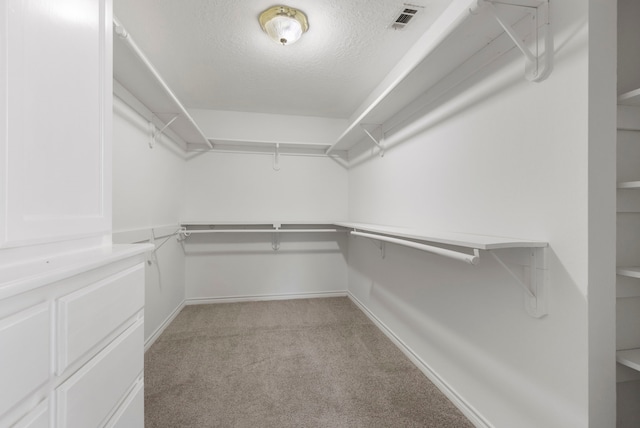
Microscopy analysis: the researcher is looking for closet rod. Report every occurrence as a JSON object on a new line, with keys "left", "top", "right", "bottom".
{"left": 186, "top": 229, "right": 341, "bottom": 234}
{"left": 113, "top": 17, "right": 213, "bottom": 149}
{"left": 351, "top": 231, "right": 480, "bottom": 265}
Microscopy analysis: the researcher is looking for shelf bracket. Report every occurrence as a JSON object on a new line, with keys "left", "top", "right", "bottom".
{"left": 272, "top": 229, "right": 281, "bottom": 251}
{"left": 360, "top": 124, "right": 385, "bottom": 157}
{"left": 489, "top": 247, "right": 548, "bottom": 318}
{"left": 484, "top": 0, "right": 552, "bottom": 82}
{"left": 150, "top": 115, "right": 179, "bottom": 148}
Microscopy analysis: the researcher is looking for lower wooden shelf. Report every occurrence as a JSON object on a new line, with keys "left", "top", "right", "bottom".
{"left": 617, "top": 349, "right": 640, "bottom": 372}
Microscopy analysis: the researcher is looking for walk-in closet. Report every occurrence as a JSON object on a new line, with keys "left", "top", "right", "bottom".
{"left": 0, "top": 0, "right": 623, "bottom": 427}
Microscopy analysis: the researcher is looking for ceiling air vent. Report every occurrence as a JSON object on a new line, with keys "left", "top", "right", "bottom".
{"left": 391, "top": 4, "right": 423, "bottom": 30}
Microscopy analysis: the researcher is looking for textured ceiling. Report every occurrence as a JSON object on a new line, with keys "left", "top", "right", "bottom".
{"left": 114, "top": 0, "right": 451, "bottom": 119}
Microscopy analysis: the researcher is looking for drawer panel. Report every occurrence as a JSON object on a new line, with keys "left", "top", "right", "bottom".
{"left": 56, "top": 263, "right": 144, "bottom": 374}
{"left": 13, "top": 399, "right": 50, "bottom": 428}
{"left": 56, "top": 319, "right": 143, "bottom": 428}
{"left": 0, "top": 303, "right": 50, "bottom": 417}
{"left": 106, "top": 379, "right": 144, "bottom": 428}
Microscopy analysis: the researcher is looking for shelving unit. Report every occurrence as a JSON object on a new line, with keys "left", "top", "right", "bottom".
{"left": 112, "top": 17, "right": 212, "bottom": 150}
{"left": 616, "top": 79, "right": 640, "bottom": 385}
{"left": 326, "top": 0, "right": 552, "bottom": 155}
{"left": 184, "top": 220, "right": 549, "bottom": 317}
{"left": 114, "top": 1, "right": 551, "bottom": 159}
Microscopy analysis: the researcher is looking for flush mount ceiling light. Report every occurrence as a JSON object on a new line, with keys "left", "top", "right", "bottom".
{"left": 259, "top": 5, "right": 309, "bottom": 46}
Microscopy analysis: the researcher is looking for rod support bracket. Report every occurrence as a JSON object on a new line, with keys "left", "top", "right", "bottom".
{"left": 490, "top": 246, "right": 548, "bottom": 318}
{"left": 483, "top": 0, "right": 552, "bottom": 82}
{"left": 360, "top": 124, "right": 385, "bottom": 157}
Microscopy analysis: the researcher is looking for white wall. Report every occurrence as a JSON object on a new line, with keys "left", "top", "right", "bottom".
{"left": 182, "top": 151, "right": 349, "bottom": 300}
{"left": 347, "top": 1, "right": 614, "bottom": 426}
{"left": 112, "top": 97, "right": 186, "bottom": 345}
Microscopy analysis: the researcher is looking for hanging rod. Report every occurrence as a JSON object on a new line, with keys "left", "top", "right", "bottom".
{"left": 184, "top": 229, "right": 341, "bottom": 234}
{"left": 113, "top": 17, "right": 213, "bottom": 149}
{"left": 350, "top": 231, "right": 480, "bottom": 265}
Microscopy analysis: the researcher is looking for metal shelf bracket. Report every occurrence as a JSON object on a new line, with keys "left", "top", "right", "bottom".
{"left": 484, "top": 0, "right": 552, "bottom": 82}
{"left": 360, "top": 124, "right": 385, "bottom": 157}
{"left": 273, "top": 143, "right": 281, "bottom": 171}
{"left": 489, "top": 246, "right": 548, "bottom": 318}
{"left": 150, "top": 115, "right": 179, "bottom": 148}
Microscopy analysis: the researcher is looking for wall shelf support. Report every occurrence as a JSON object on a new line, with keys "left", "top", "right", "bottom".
{"left": 150, "top": 115, "right": 179, "bottom": 148}
{"left": 484, "top": 0, "right": 552, "bottom": 82}
{"left": 360, "top": 124, "right": 385, "bottom": 157}
{"left": 489, "top": 247, "right": 548, "bottom": 318}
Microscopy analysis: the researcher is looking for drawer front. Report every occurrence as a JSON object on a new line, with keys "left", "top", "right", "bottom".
{"left": 13, "top": 399, "right": 50, "bottom": 428}
{"left": 56, "top": 319, "right": 143, "bottom": 428}
{"left": 0, "top": 303, "right": 50, "bottom": 417}
{"left": 56, "top": 263, "right": 144, "bottom": 374}
{"left": 106, "top": 379, "right": 144, "bottom": 428}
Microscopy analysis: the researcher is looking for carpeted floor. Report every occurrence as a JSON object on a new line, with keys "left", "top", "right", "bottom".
{"left": 144, "top": 297, "right": 474, "bottom": 428}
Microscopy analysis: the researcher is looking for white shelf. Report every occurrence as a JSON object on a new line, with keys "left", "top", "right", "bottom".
{"left": 617, "top": 349, "right": 640, "bottom": 372}
{"left": 617, "top": 266, "right": 640, "bottom": 279}
{"left": 336, "top": 222, "right": 547, "bottom": 251}
{"left": 326, "top": 0, "right": 550, "bottom": 154}
{"left": 618, "top": 181, "right": 640, "bottom": 189}
{"left": 113, "top": 18, "right": 211, "bottom": 148}
{"left": 618, "top": 88, "right": 640, "bottom": 106}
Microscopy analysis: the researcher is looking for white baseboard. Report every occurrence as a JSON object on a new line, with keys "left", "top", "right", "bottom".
{"left": 347, "top": 291, "right": 491, "bottom": 428}
{"left": 186, "top": 290, "right": 347, "bottom": 305}
{"left": 144, "top": 300, "right": 186, "bottom": 352}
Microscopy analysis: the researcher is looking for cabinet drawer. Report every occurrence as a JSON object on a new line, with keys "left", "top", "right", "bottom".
{"left": 56, "top": 264, "right": 144, "bottom": 374}
{"left": 56, "top": 319, "right": 143, "bottom": 428}
{"left": 0, "top": 303, "right": 50, "bottom": 417}
{"left": 13, "top": 399, "right": 50, "bottom": 428}
{"left": 105, "top": 379, "right": 144, "bottom": 428}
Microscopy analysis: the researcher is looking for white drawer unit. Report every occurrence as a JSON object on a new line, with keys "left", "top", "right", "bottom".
{"left": 0, "top": 303, "right": 50, "bottom": 418}
{"left": 56, "top": 319, "right": 144, "bottom": 428}
{"left": 56, "top": 263, "right": 144, "bottom": 374}
{"left": 0, "top": 244, "right": 150, "bottom": 428}
{"left": 106, "top": 378, "right": 144, "bottom": 428}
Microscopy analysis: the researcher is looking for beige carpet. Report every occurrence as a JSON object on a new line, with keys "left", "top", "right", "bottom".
{"left": 144, "top": 297, "right": 474, "bottom": 428}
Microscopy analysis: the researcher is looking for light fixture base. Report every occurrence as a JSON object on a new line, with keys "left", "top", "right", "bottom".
{"left": 259, "top": 5, "right": 309, "bottom": 45}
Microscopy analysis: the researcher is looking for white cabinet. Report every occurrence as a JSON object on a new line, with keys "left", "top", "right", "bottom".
{"left": 0, "top": 0, "right": 112, "bottom": 249}
{"left": 0, "top": 246, "right": 150, "bottom": 428}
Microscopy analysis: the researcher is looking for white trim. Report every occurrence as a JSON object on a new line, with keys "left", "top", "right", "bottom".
{"left": 347, "top": 291, "right": 492, "bottom": 428}
{"left": 144, "top": 300, "right": 186, "bottom": 352}
{"left": 185, "top": 290, "right": 347, "bottom": 305}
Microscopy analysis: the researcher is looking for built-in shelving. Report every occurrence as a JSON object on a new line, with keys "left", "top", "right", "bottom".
{"left": 335, "top": 222, "right": 547, "bottom": 250}
{"left": 112, "top": 17, "right": 212, "bottom": 150}
{"left": 114, "top": 1, "right": 551, "bottom": 159}
{"left": 617, "top": 349, "right": 640, "bottom": 372}
{"left": 326, "top": 0, "right": 551, "bottom": 155}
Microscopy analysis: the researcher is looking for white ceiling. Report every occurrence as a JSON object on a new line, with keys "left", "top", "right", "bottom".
{"left": 113, "top": 0, "right": 452, "bottom": 119}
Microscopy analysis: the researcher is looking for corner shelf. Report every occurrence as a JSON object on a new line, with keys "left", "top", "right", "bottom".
{"left": 617, "top": 349, "right": 640, "bottom": 372}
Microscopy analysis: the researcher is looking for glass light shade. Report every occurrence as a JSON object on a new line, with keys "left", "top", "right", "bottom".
{"left": 264, "top": 15, "right": 303, "bottom": 45}
{"left": 259, "top": 6, "right": 309, "bottom": 46}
